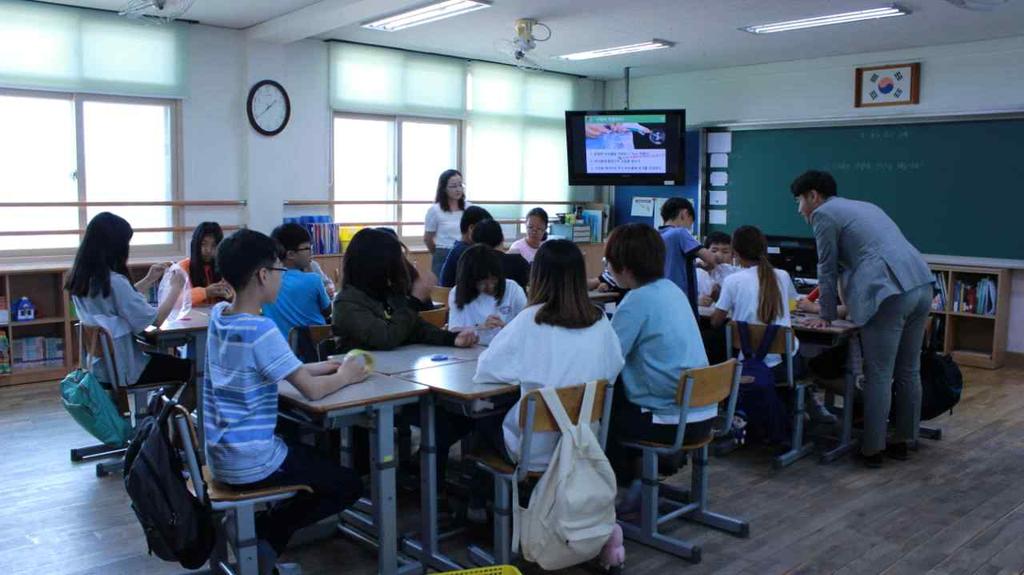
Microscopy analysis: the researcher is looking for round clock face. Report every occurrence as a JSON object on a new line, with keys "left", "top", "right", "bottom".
{"left": 247, "top": 80, "right": 290, "bottom": 136}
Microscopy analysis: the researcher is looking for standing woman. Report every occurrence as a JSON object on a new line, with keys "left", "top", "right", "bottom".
{"left": 791, "top": 170, "right": 933, "bottom": 468}
{"left": 508, "top": 207, "right": 548, "bottom": 264}
{"left": 424, "top": 169, "right": 468, "bottom": 276}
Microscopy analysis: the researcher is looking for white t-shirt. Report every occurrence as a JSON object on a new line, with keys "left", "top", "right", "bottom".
{"left": 696, "top": 267, "right": 713, "bottom": 300}
{"left": 507, "top": 238, "right": 542, "bottom": 264}
{"left": 474, "top": 305, "right": 624, "bottom": 472}
{"left": 447, "top": 279, "right": 527, "bottom": 345}
{"left": 424, "top": 203, "right": 465, "bottom": 249}
{"left": 710, "top": 263, "right": 739, "bottom": 286}
{"left": 715, "top": 266, "right": 800, "bottom": 367}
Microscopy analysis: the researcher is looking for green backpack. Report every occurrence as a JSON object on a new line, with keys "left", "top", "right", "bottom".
{"left": 60, "top": 369, "right": 131, "bottom": 447}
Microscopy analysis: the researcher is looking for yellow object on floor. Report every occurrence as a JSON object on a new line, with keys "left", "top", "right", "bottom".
{"left": 440, "top": 567, "right": 522, "bottom": 575}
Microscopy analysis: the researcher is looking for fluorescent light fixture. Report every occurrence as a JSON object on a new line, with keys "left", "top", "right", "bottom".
{"left": 557, "top": 39, "right": 674, "bottom": 61}
{"left": 741, "top": 5, "right": 909, "bottom": 34}
{"left": 362, "top": 0, "right": 491, "bottom": 32}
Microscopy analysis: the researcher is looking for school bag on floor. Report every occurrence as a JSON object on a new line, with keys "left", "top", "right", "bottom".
{"left": 919, "top": 348, "right": 963, "bottom": 421}
{"left": 123, "top": 396, "right": 214, "bottom": 570}
{"left": 735, "top": 322, "right": 788, "bottom": 445}
{"left": 512, "top": 381, "right": 617, "bottom": 571}
{"left": 60, "top": 368, "right": 132, "bottom": 447}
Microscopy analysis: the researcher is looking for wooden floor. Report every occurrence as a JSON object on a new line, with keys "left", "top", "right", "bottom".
{"left": 2, "top": 366, "right": 1024, "bottom": 575}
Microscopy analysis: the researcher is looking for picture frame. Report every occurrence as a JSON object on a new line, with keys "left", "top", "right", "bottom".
{"left": 855, "top": 62, "right": 920, "bottom": 108}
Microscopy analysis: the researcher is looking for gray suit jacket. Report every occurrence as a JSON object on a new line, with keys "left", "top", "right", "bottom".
{"left": 811, "top": 197, "right": 932, "bottom": 325}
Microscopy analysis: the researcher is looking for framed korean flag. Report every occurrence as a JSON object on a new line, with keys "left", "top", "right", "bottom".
{"left": 855, "top": 62, "right": 920, "bottom": 108}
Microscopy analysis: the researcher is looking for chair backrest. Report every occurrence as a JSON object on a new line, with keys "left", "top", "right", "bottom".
{"left": 430, "top": 286, "right": 451, "bottom": 306}
{"left": 518, "top": 380, "right": 611, "bottom": 432}
{"left": 677, "top": 359, "right": 739, "bottom": 408}
{"left": 169, "top": 399, "right": 208, "bottom": 506}
{"left": 288, "top": 324, "right": 336, "bottom": 362}
{"left": 78, "top": 322, "right": 124, "bottom": 389}
{"left": 419, "top": 307, "right": 448, "bottom": 328}
{"left": 729, "top": 322, "right": 792, "bottom": 355}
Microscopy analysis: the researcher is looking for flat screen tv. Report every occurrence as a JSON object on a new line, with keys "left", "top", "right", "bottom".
{"left": 565, "top": 109, "right": 686, "bottom": 186}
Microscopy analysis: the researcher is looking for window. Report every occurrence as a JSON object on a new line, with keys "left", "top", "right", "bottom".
{"left": 332, "top": 114, "right": 460, "bottom": 240}
{"left": 0, "top": 89, "right": 178, "bottom": 254}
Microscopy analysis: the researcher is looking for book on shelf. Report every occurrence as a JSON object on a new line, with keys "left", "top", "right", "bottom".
{"left": 952, "top": 277, "right": 997, "bottom": 315}
{"left": 931, "top": 272, "right": 947, "bottom": 311}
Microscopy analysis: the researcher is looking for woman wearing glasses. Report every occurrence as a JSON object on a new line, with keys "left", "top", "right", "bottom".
{"left": 508, "top": 206, "right": 548, "bottom": 264}
{"left": 424, "top": 169, "right": 471, "bottom": 276}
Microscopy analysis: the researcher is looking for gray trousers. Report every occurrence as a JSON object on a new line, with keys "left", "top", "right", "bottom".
{"left": 859, "top": 283, "right": 932, "bottom": 454}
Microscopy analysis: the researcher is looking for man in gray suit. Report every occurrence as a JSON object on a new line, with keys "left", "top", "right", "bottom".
{"left": 791, "top": 170, "right": 933, "bottom": 468}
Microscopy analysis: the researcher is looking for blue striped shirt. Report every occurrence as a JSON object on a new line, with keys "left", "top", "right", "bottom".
{"left": 204, "top": 302, "right": 303, "bottom": 484}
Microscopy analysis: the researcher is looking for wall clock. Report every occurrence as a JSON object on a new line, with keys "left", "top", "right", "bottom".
{"left": 247, "top": 79, "right": 291, "bottom": 136}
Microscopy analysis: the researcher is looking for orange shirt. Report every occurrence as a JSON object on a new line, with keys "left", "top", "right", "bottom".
{"left": 178, "top": 258, "right": 216, "bottom": 306}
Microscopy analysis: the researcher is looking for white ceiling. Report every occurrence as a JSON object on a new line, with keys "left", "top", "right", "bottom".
{"left": 41, "top": 0, "right": 1024, "bottom": 79}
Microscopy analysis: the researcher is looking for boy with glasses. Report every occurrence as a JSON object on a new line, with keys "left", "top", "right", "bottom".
{"left": 263, "top": 223, "right": 332, "bottom": 339}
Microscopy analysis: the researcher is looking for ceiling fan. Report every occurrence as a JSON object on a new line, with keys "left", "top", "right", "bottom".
{"left": 119, "top": 0, "right": 196, "bottom": 23}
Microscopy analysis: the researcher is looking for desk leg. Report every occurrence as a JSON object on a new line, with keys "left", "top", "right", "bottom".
{"left": 820, "top": 356, "right": 858, "bottom": 463}
{"left": 774, "top": 383, "right": 815, "bottom": 468}
{"left": 401, "top": 395, "right": 463, "bottom": 571}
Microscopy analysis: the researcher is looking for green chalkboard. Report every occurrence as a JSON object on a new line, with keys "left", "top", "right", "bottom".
{"left": 715, "top": 119, "right": 1024, "bottom": 260}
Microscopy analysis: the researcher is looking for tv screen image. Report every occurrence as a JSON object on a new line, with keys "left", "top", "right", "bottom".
{"left": 565, "top": 109, "right": 685, "bottom": 186}
{"left": 584, "top": 114, "right": 668, "bottom": 174}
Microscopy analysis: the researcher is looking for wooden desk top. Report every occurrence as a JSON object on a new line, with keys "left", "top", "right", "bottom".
{"left": 279, "top": 373, "right": 428, "bottom": 415}
{"left": 393, "top": 360, "right": 516, "bottom": 401}
{"left": 145, "top": 307, "right": 211, "bottom": 337}
{"left": 588, "top": 290, "right": 620, "bottom": 304}
{"left": 698, "top": 306, "right": 858, "bottom": 336}
{"left": 331, "top": 344, "right": 485, "bottom": 376}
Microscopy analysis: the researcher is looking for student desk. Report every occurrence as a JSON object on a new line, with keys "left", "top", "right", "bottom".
{"left": 389, "top": 356, "right": 518, "bottom": 572}
{"left": 278, "top": 375, "right": 429, "bottom": 575}
{"left": 144, "top": 307, "right": 210, "bottom": 439}
{"left": 332, "top": 344, "right": 485, "bottom": 376}
{"left": 697, "top": 306, "right": 862, "bottom": 464}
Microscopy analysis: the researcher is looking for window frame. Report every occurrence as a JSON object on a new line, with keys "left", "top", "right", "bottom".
{"left": 330, "top": 111, "right": 463, "bottom": 246}
{"left": 0, "top": 87, "right": 183, "bottom": 259}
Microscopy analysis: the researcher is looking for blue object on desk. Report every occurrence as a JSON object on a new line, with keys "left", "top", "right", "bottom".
{"left": 430, "top": 354, "right": 449, "bottom": 361}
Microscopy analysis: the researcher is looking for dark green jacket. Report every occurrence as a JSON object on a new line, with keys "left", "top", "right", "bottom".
{"left": 332, "top": 285, "right": 456, "bottom": 352}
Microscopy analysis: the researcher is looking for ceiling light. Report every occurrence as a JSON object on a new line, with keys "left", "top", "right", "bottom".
{"left": 362, "top": 0, "right": 491, "bottom": 32}
{"left": 741, "top": 5, "right": 909, "bottom": 34}
{"left": 557, "top": 40, "right": 674, "bottom": 61}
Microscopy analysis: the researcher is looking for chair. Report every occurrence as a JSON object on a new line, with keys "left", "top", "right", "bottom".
{"left": 727, "top": 323, "right": 815, "bottom": 468}
{"left": 430, "top": 286, "right": 452, "bottom": 307}
{"left": 618, "top": 359, "right": 748, "bottom": 563}
{"left": 69, "top": 322, "right": 185, "bottom": 477}
{"left": 419, "top": 307, "right": 449, "bottom": 329}
{"left": 170, "top": 401, "right": 311, "bottom": 575}
{"left": 287, "top": 324, "right": 334, "bottom": 362}
{"left": 466, "top": 380, "right": 614, "bottom": 566}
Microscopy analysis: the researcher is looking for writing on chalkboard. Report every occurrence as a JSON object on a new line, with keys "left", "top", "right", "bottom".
{"left": 828, "top": 160, "right": 924, "bottom": 172}
{"left": 858, "top": 129, "right": 911, "bottom": 140}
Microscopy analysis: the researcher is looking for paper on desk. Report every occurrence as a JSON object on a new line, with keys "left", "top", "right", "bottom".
{"left": 707, "top": 132, "right": 732, "bottom": 154}
{"left": 709, "top": 153, "right": 729, "bottom": 168}
{"left": 709, "top": 189, "right": 728, "bottom": 206}
{"left": 708, "top": 209, "right": 727, "bottom": 225}
{"left": 709, "top": 172, "right": 728, "bottom": 187}
{"left": 630, "top": 196, "right": 654, "bottom": 217}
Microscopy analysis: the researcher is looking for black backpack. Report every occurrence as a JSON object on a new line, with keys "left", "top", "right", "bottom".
{"left": 123, "top": 397, "right": 214, "bottom": 570}
{"left": 919, "top": 349, "right": 963, "bottom": 421}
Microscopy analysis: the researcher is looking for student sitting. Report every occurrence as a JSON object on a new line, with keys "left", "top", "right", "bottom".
{"left": 507, "top": 206, "right": 548, "bottom": 264}
{"left": 307, "top": 259, "right": 336, "bottom": 299}
{"left": 703, "top": 230, "right": 739, "bottom": 286}
{"left": 470, "top": 218, "right": 531, "bottom": 288}
{"left": 599, "top": 224, "right": 713, "bottom": 499}
{"left": 709, "top": 226, "right": 833, "bottom": 425}
{"left": 205, "top": 229, "right": 367, "bottom": 574}
{"left": 376, "top": 227, "right": 437, "bottom": 312}
{"left": 473, "top": 239, "right": 624, "bottom": 472}
{"left": 448, "top": 244, "right": 527, "bottom": 345}
{"left": 67, "top": 212, "right": 193, "bottom": 394}
{"left": 262, "top": 223, "right": 331, "bottom": 339}
{"left": 659, "top": 198, "right": 716, "bottom": 314}
{"left": 332, "top": 228, "right": 477, "bottom": 351}
{"left": 179, "top": 221, "right": 233, "bottom": 306}
{"left": 439, "top": 206, "right": 493, "bottom": 288}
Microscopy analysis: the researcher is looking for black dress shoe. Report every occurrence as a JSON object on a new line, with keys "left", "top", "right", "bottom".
{"left": 885, "top": 442, "right": 910, "bottom": 461}
{"left": 857, "top": 451, "right": 884, "bottom": 468}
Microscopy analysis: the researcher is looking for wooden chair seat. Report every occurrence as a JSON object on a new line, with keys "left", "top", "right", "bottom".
{"left": 466, "top": 448, "right": 542, "bottom": 478}
{"left": 634, "top": 436, "right": 714, "bottom": 452}
{"left": 201, "top": 466, "right": 311, "bottom": 503}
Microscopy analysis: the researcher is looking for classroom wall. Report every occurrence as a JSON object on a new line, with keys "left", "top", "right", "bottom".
{"left": 606, "top": 34, "right": 1024, "bottom": 353}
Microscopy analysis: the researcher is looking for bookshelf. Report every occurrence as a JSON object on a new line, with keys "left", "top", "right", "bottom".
{"left": 0, "top": 259, "right": 172, "bottom": 386}
{"left": 928, "top": 264, "right": 1011, "bottom": 369}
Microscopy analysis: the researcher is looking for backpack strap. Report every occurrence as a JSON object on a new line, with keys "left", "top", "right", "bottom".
{"left": 737, "top": 321, "right": 755, "bottom": 358}
{"left": 576, "top": 380, "right": 598, "bottom": 428}
{"left": 754, "top": 324, "right": 780, "bottom": 361}
{"left": 538, "top": 386, "right": 577, "bottom": 441}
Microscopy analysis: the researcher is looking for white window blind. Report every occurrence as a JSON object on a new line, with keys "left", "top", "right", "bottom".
{"left": 329, "top": 43, "right": 465, "bottom": 118}
{"left": 465, "top": 62, "right": 576, "bottom": 220}
{"left": 0, "top": 0, "right": 188, "bottom": 98}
